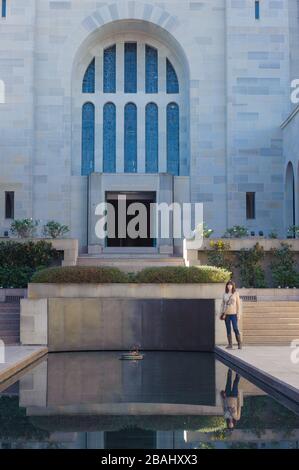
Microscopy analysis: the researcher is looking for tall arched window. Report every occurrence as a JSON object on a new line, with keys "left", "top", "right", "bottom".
{"left": 82, "top": 103, "right": 95, "bottom": 176}
{"left": 167, "top": 102, "right": 180, "bottom": 176}
{"left": 145, "top": 103, "right": 158, "bottom": 173}
{"left": 79, "top": 38, "right": 186, "bottom": 176}
{"left": 124, "top": 103, "right": 137, "bottom": 173}
{"left": 82, "top": 58, "right": 95, "bottom": 93}
{"left": 103, "top": 102, "right": 116, "bottom": 173}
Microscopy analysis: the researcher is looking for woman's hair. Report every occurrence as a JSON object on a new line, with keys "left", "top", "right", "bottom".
{"left": 225, "top": 280, "right": 236, "bottom": 294}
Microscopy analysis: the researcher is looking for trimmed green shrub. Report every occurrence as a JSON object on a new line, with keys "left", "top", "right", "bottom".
{"left": 31, "top": 266, "right": 130, "bottom": 284}
{"left": 134, "top": 265, "right": 231, "bottom": 284}
{"left": 30, "top": 265, "right": 231, "bottom": 284}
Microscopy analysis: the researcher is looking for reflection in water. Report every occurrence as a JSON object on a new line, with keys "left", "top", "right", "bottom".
{"left": 0, "top": 352, "right": 298, "bottom": 449}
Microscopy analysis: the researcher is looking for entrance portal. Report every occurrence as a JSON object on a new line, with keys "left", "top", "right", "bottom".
{"left": 105, "top": 191, "right": 156, "bottom": 248}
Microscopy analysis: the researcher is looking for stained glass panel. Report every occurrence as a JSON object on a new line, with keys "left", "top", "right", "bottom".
{"left": 167, "top": 102, "right": 179, "bottom": 176}
{"left": 103, "top": 45, "right": 116, "bottom": 93}
{"left": 103, "top": 102, "right": 116, "bottom": 173}
{"left": 145, "top": 103, "right": 158, "bottom": 173}
{"left": 82, "top": 58, "right": 95, "bottom": 93}
{"left": 124, "top": 103, "right": 137, "bottom": 172}
{"left": 82, "top": 102, "right": 95, "bottom": 176}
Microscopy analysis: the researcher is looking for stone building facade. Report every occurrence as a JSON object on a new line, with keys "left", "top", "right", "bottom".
{"left": 0, "top": 0, "right": 298, "bottom": 254}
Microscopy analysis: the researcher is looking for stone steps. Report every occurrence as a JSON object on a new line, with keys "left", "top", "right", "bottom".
{"left": 0, "top": 302, "right": 20, "bottom": 345}
{"left": 77, "top": 255, "right": 185, "bottom": 272}
{"left": 242, "top": 301, "right": 299, "bottom": 345}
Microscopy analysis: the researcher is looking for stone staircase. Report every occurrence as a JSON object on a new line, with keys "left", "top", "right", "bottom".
{"left": 0, "top": 300, "right": 20, "bottom": 345}
{"left": 77, "top": 253, "right": 185, "bottom": 272}
{"left": 243, "top": 301, "right": 299, "bottom": 345}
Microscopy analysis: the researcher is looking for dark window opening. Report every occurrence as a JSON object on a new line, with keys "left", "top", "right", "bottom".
{"left": 246, "top": 192, "right": 255, "bottom": 220}
{"left": 5, "top": 191, "right": 14, "bottom": 219}
{"left": 255, "top": 1, "right": 260, "bottom": 20}
{"left": 1, "top": 0, "right": 6, "bottom": 18}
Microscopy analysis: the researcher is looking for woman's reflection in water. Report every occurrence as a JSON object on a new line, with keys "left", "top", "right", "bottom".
{"left": 221, "top": 369, "right": 241, "bottom": 430}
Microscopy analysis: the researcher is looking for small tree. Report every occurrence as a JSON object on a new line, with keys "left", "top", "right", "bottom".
{"left": 10, "top": 218, "right": 39, "bottom": 238}
{"left": 236, "top": 243, "right": 266, "bottom": 288}
{"left": 287, "top": 225, "right": 299, "bottom": 239}
{"left": 270, "top": 243, "right": 299, "bottom": 288}
{"left": 207, "top": 240, "right": 234, "bottom": 275}
{"left": 42, "top": 220, "right": 70, "bottom": 239}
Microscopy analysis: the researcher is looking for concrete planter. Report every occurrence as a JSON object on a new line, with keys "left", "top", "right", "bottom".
{"left": 21, "top": 282, "right": 228, "bottom": 351}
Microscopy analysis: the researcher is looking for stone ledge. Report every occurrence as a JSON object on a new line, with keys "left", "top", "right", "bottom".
{"left": 0, "top": 345, "right": 48, "bottom": 385}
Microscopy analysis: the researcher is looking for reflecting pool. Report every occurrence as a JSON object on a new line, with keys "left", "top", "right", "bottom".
{"left": 0, "top": 352, "right": 298, "bottom": 449}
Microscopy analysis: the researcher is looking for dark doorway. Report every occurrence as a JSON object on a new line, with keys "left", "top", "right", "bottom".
{"left": 106, "top": 191, "right": 156, "bottom": 248}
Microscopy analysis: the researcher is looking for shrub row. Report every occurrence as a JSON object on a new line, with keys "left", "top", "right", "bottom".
{"left": 0, "top": 240, "right": 63, "bottom": 288}
{"left": 31, "top": 265, "right": 231, "bottom": 284}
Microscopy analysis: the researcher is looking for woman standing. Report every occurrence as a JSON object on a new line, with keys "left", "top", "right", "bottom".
{"left": 220, "top": 280, "right": 242, "bottom": 349}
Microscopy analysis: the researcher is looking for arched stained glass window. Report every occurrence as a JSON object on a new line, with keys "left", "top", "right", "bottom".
{"left": 124, "top": 43, "right": 137, "bottom": 93}
{"left": 145, "top": 45, "right": 158, "bottom": 94}
{"left": 145, "top": 103, "right": 158, "bottom": 173}
{"left": 167, "top": 102, "right": 179, "bottom": 176}
{"left": 103, "top": 102, "right": 116, "bottom": 173}
{"left": 103, "top": 45, "right": 116, "bottom": 93}
{"left": 124, "top": 103, "right": 137, "bottom": 172}
{"left": 166, "top": 59, "right": 179, "bottom": 94}
{"left": 81, "top": 103, "right": 95, "bottom": 175}
{"left": 82, "top": 58, "right": 95, "bottom": 93}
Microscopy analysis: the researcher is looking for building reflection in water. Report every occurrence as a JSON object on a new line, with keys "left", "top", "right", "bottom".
{"left": 0, "top": 352, "right": 298, "bottom": 449}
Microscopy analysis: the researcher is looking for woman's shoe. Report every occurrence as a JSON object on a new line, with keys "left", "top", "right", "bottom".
{"left": 236, "top": 334, "right": 242, "bottom": 349}
{"left": 225, "top": 334, "right": 233, "bottom": 349}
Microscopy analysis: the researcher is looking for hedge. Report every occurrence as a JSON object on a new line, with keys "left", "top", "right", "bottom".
{"left": 0, "top": 240, "right": 63, "bottom": 288}
{"left": 134, "top": 265, "right": 231, "bottom": 284}
{"left": 30, "top": 265, "right": 231, "bottom": 284}
{"left": 31, "top": 266, "right": 130, "bottom": 284}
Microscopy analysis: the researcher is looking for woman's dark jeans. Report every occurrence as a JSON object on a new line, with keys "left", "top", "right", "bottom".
{"left": 225, "top": 369, "right": 240, "bottom": 397}
{"left": 225, "top": 314, "right": 240, "bottom": 336}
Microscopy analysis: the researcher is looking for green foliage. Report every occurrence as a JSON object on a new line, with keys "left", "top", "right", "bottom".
{"left": 0, "top": 240, "right": 62, "bottom": 269}
{"left": 0, "top": 396, "right": 49, "bottom": 440}
{"left": 270, "top": 242, "right": 299, "bottom": 288}
{"left": 287, "top": 225, "right": 299, "bottom": 239}
{"left": 0, "top": 266, "right": 36, "bottom": 288}
{"left": 236, "top": 242, "right": 266, "bottom": 288}
{"left": 223, "top": 225, "right": 249, "bottom": 238}
{"left": 195, "top": 416, "right": 226, "bottom": 433}
{"left": 0, "top": 240, "right": 62, "bottom": 288}
{"left": 134, "top": 265, "right": 231, "bottom": 284}
{"left": 207, "top": 240, "right": 234, "bottom": 275}
{"left": 268, "top": 230, "right": 278, "bottom": 239}
{"left": 239, "top": 395, "right": 299, "bottom": 438}
{"left": 31, "top": 265, "right": 231, "bottom": 284}
{"left": 42, "top": 220, "right": 70, "bottom": 239}
{"left": 203, "top": 223, "right": 214, "bottom": 239}
{"left": 31, "top": 266, "right": 130, "bottom": 284}
{"left": 10, "top": 218, "right": 39, "bottom": 238}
